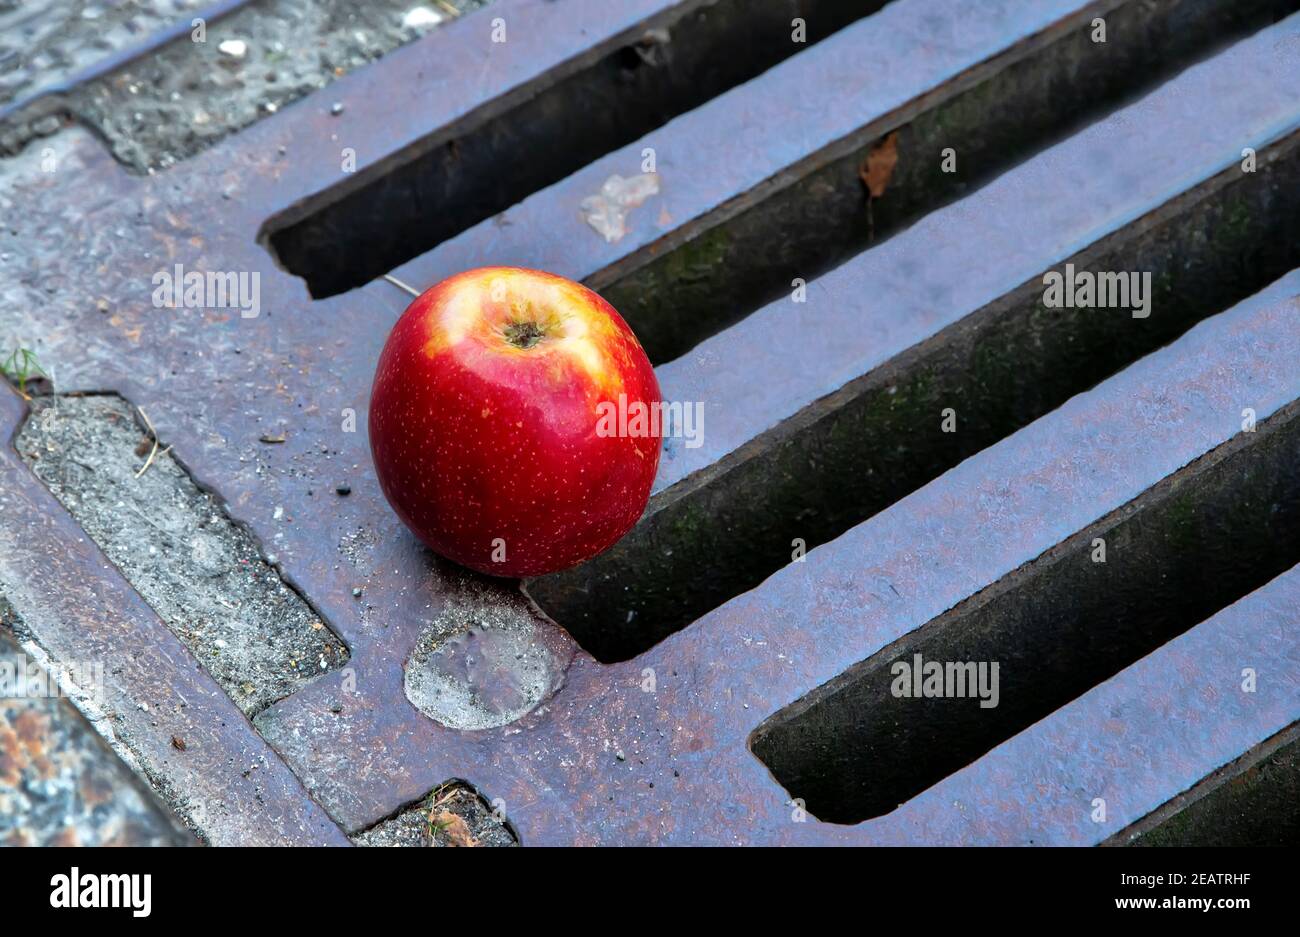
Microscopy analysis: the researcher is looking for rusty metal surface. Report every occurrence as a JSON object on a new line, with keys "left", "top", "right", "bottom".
{"left": 1, "top": 0, "right": 1297, "bottom": 845}
{"left": 880, "top": 563, "right": 1300, "bottom": 846}
{"left": 0, "top": 387, "right": 350, "bottom": 846}
{"left": 1116, "top": 722, "right": 1300, "bottom": 846}
{"left": 0, "top": 625, "right": 194, "bottom": 846}
{"left": 652, "top": 14, "right": 1300, "bottom": 493}
{"left": 393, "top": 0, "right": 1123, "bottom": 301}
{"left": 256, "top": 270, "right": 1300, "bottom": 842}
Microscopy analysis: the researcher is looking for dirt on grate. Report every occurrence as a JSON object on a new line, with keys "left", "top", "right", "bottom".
{"left": 16, "top": 393, "right": 348, "bottom": 715}
{"left": 352, "top": 781, "right": 517, "bottom": 847}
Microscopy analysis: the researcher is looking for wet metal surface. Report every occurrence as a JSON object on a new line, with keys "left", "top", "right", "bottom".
{"left": 1, "top": 0, "right": 1297, "bottom": 844}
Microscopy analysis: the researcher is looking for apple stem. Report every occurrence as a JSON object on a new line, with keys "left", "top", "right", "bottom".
{"left": 383, "top": 274, "right": 422, "bottom": 298}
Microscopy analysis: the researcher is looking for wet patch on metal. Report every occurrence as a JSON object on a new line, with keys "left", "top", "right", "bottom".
{"left": 17, "top": 394, "right": 348, "bottom": 716}
{"left": 352, "top": 781, "right": 517, "bottom": 847}
{"left": 403, "top": 578, "right": 569, "bottom": 731}
{"left": 0, "top": 599, "right": 194, "bottom": 847}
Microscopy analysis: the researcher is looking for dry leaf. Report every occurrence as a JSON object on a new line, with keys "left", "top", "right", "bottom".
{"left": 860, "top": 131, "right": 899, "bottom": 199}
{"left": 431, "top": 810, "right": 478, "bottom": 847}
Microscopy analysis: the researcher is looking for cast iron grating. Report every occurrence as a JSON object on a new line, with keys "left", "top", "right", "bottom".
{"left": 1, "top": 0, "right": 1298, "bottom": 845}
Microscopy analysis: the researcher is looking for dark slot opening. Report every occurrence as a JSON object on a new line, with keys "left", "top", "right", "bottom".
{"left": 600, "top": 0, "right": 1300, "bottom": 364}
{"left": 750, "top": 400, "right": 1300, "bottom": 823}
{"left": 1125, "top": 723, "right": 1300, "bottom": 847}
{"left": 526, "top": 129, "right": 1300, "bottom": 663}
{"left": 261, "top": 0, "right": 888, "bottom": 298}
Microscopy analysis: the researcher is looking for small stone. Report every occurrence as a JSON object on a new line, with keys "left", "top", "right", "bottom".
{"left": 615, "top": 750, "right": 626, "bottom": 762}
{"left": 336, "top": 483, "right": 351, "bottom": 496}
{"left": 402, "top": 7, "right": 444, "bottom": 29}
{"left": 218, "top": 39, "right": 248, "bottom": 59}
{"left": 352, "top": 587, "right": 363, "bottom": 598}
{"left": 330, "top": 102, "right": 345, "bottom": 116}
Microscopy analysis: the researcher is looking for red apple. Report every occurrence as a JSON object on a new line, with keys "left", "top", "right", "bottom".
{"left": 369, "top": 266, "right": 662, "bottom": 578}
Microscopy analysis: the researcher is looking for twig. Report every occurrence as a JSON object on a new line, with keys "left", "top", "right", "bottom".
{"left": 433, "top": 0, "right": 461, "bottom": 17}
{"left": 382, "top": 273, "right": 422, "bottom": 298}
{"left": 134, "top": 407, "right": 161, "bottom": 478}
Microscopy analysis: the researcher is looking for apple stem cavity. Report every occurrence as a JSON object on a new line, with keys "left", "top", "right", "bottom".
{"left": 503, "top": 320, "right": 548, "bottom": 349}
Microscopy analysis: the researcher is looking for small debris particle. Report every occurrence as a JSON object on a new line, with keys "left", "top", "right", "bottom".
{"left": 217, "top": 39, "right": 248, "bottom": 58}
{"left": 860, "top": 131, "right": 900, "bottom": 199}
{"left": 171, "top": 736, "right": 187, "bottom": 751}
{"left": 402, "top": 7, "right": 444, "bottom": 29}
{"left": 330, "top": 102, "right": 345, "bottom": 116}
{"left": 259, "top": 433, "right": 287, "bottom": 444}
{"left": 431, "top": 810, "right": 478, "bottom": 847}
{"left": 580, "top": 172, "right": 661, "bottom": 243}
{"left": 336, "top": 483, "right": 352, "bottom": 496}
{"left": 352, "top": 587, "right": 363, "bottom": 598}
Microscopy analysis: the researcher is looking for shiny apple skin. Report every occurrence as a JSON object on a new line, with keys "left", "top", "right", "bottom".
{"left": 369, "top": 267, "right": 662, "bottom": 578}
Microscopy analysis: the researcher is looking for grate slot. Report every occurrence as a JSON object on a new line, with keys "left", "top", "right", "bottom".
{"left": 527, "top": 129, "right": 1300, "bottom": 662}
{"left": 261, "top": 0, "right": 887, "bottom": 298}
{"left": 1122, "top": 723, "right": 1300, "bottom": 847}
{"left": 750, "top": 398, "right": 1300, "bottom": 822}
{"left": 600, "top": 0, "right": 1300, "bottom": 364}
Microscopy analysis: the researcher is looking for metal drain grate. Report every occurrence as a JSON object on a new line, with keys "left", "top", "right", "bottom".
{"left": 1, "top": 0, "right": 1298, "bottom": 845}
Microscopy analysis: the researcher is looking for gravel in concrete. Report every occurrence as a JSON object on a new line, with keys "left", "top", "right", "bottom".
{"left": 352, "top": 781, "right": 516, "bottom": 847}
{"left": 55, "top": 0, "right": 486, "bottom": 173}
{"left": 17, "top": 394, "right": 348, "bottom": 716}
